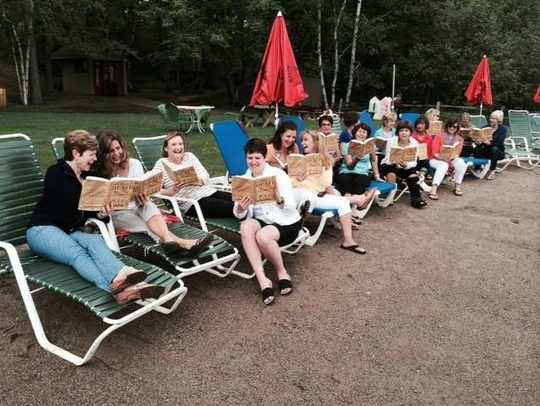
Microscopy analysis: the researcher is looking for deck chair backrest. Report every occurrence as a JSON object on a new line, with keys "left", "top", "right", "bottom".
{"left": 469, "top": 115, "right": 488, "bottom": 128}
{"left": 359, "top": 111, "right": 377, "bottom": 135}
{"left": 0, "top": 134, "right": 43, "bottom": 247}
{"left": 508, "top": 109, "right": 536, "bottom": 146}
{"left": 210, "top": 121, "right": 249, "bottom": 177}
{"left": 157, "top": 103, "right": 169, "bottom": 123}
{"left": 278, "top": 116, "right": 306, "bottom": 154}
{"left": 51, "top": 137, "right": 64, "bottom": 159}
{"left": 399, "top": 112, "right": 420, "bottom": 126}
{"left": 132, "top": 135, "right": 166, "bottom": 172}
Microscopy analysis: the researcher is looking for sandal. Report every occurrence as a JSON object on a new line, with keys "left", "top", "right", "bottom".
{"left": 187, "top": 232, "right": 214, "bottom": 256}
{"left": 428, "top": 193, "right": 439, "bottom": 200}
{"left": 411, "top": 196, "right": 427, "bottom": 209}
{"left": 351, "top": 223, "right": 361, "bottom": 231}
{"left": 486, "top": 172, "right": 494, "bottom": 180}
{"left": 453, "top": 189, "right": 463, "bottom": 196}
{"left": 261, "top": 285, "right": 275, "bottom": 305}
{"left": 340, "top": 244, "right": 367, "bottom": 255}
{"left": 278, "top": 279, "right": 293, "bottom": 295}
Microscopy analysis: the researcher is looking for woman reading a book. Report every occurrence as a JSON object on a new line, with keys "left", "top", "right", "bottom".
{"left": 412, "top": 115, "right": 433, "bottom": 173}
{"left": 153, "top": 131, "right": 236, "bottom": 218}
{"left": 266, "top": 120, "right": 299, "bottom": 169}
{"left": 379, "top": 121, "right": 427, "bottom": 208}
{"left": 458, "top": 112, "right": 474, "bottom": 157}
{"left": 335, "top": 122, "right": 380, "bottom": 216}
{"left": 472, "top": 110, "right": 507, "bottom": 180}
{"left": 428, "top": 118, "right": 467, "bottom": 199}
{"left": 291, "top": 130, "right": 370, "bottom": 254}
{"left": 26, "top": 130, "right": 166, "bottom": 304}
{"left": 233, "top": 138, "right": 302, "bottom": 306}
{"left": 94, "top": 131, "right": 213, "bottom": 256}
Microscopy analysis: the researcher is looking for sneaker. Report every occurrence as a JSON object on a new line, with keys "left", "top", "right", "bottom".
{"left": 115, "top": 282, "right": 165, "bottom": 304}
{"left": 110, "top": 267, "right": 147, "bottom": 295}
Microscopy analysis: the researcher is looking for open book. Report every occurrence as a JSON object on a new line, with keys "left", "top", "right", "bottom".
{"left": 459, "top": 127, "right": 493, "bottom": 143}
{"left": 389, "top": 145, "right": 418, "bottom": 163}
{"left": 417, "top": 143, "right": 428, "bottom": 160}
{"left": 162, "top": 163, "right": 199, "bottom": 185}
{"left": 374, "top": 136, "right": 388, "bottom": 150}
{"left": 427, "top": 121, "right": 442, "bottom": 136}
{"left": 439, "top": 141, "right": 460, "bottom": 160}
{"left": 286, "top": 153, "right": 324, "bottom": 177}
{"left": 231, "top": 175, "right": 277, "bottom": 204}
{"left": 78, "top": 170, "right": 163, "bottom": 211}
{"left": 319, "top": 133, "right": 339, "bottom": 155}
{"left": 272, "top": 154, "right": 288, "bottom": 169}
{"left": 348, "top": 138, "right": 375, "bottom": 158}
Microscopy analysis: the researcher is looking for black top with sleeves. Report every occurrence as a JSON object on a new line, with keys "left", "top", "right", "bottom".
{"left": 27, "top": 159, "right": 107, "bottom": 234}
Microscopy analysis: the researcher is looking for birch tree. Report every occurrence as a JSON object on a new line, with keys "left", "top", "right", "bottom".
{"left": 344, "top": 0, "right": 362, "bottom": 107}
{"left": 316, "top": 0, "right": 329, "bottom": 109}
{"left": 330, "top": 0, "right": 347, "bottom": 110}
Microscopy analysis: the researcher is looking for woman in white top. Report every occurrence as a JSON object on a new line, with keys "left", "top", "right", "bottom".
{"left": 94, "top": 131, "right": 213, "bottom": 256}
{"left": 153, "top": 131, "right": 235, "bottom": 218}
{"left": 233, "top": 138, "right": 302, "bottom": 306}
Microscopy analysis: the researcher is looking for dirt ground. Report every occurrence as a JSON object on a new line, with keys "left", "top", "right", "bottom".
{"left": 1, "top": 165, "right": 539, "bottom": 406}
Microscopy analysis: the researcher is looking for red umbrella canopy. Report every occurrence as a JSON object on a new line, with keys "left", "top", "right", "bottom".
{"left": 249, "top": 12, "right": 307, "bottom": 107}
{"left": 534, "top": 85, "right": 540, "bottom": 103}
{"left": 464, "top": 55, "right": 493, "bottom": 106}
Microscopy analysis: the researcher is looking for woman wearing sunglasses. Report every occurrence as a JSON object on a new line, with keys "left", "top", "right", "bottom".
{"left": 428, "top": 118, "right": 468, "bottom": 199}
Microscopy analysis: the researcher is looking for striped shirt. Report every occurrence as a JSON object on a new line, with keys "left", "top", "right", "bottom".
{"left": 153, "top": 153, "right": 216, "bottom": 212}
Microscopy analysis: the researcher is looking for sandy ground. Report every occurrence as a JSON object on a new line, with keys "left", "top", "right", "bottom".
{"left": 1, "top": 165, "right": 539, "bottom": 406}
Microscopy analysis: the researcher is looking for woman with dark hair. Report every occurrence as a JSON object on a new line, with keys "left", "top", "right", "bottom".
{"left": 266, "top": 120, "right": 299, "bottom": 169}
{"left": 233, "top": 138, "right": 302, "bottom": 306}
{"left": 152, "top": 131, "right": 235, "bottom": 218}
{"left": 380, "top": 121, "right": 427, "bottom": 209}
{"left": 411, "top": 115, "right": 433, "bottom": 173}
{"left": 336, "top": 122, "right": 380, "bottom": 199}
{"left": 428, "top": 118, "right": 468, "bottom": 199}
{"left": 26, "top": 130, "right": 165, "bottom": 304}
{"left": 94, "top": 130, "right": 212, "bottom": 256}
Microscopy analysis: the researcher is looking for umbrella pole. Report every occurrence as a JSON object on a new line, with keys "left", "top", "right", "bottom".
{"left": 391, "top": 64, "right": 396, "bottom": 112}
{"left": 274, "top": 103, "right": 279, "bottom": 128}
{"left": 479, "top": 102, "right": 483, "bottom": 116}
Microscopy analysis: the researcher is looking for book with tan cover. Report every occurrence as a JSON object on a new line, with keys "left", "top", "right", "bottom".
{"left": 231, "top": 176, "right": 277, "bottom": 204}
{"left": 470, "top": 128, "right": 493, "bottom": 143}
{"left": 319, "top": 133, "right": 338, "bottom": 155}
{"left": 348, "top": 138, "right": 375, "bottom": 158}
{"left": 374, "top": 137, "right": 388, "bottom": 150}
{"left": 162, "top": 163, "right": 199, "bottom": 185}
{"left": 427, "top": 121, "right": 442, "bottom": 136}
{"left": 389, "top": 145, "right": 417, "bottom": 163}
{"left": 417, "top": 143, "right": 428, "bottom": 160}
{"left": 79, "top": 170, "right": 163, "bottom": 211}
{"left": 286, "top": 154, "right": 324, "bottom": 177}
{"left": 439, "top": 141, "right": 460, "bottom": 160}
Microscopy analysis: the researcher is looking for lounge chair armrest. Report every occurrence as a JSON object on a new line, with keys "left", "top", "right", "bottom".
{"left": 86, "top": 218, "right": 120, "bottom": 252}
{"left": 0, "top": 241, "right": 20, "bottom": 275}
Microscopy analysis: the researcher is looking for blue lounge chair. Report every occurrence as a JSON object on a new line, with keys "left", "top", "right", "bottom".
{"left": 399, "top": 112, "right": 421, "bottom": 126}
{"left": 359, "top": 111, "right": 377, "bottom": 135}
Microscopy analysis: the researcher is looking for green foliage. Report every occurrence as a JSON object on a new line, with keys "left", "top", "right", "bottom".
{"left": 1, "top": 0, "right": 539, "bottom": 109}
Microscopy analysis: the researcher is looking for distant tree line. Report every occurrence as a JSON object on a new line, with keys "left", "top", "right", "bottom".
{"left": 1, "top": 0, "right": 539, "bottom": 109}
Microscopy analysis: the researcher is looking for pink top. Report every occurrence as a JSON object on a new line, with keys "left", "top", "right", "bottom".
{"left": 266, "top": 143, "right": 299, "bottom": 169}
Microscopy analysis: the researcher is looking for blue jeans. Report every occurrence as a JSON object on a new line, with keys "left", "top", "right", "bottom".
{"left": 26, "top": 226, "right": 125, "bottom": 292}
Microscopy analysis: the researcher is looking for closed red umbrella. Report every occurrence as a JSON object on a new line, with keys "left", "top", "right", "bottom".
{"left": 534, "top": 85, "right": 540, "bottom": 103}
{"left": 250, "top": 11, "right": 307, "bottom": 124}
{"left": 464, "top": 55, "right": 493, "bottom": 115}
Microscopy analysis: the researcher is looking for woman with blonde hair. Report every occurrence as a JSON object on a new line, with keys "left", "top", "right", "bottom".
{"left": 292, "top": 130, "right": 368, "bottom": 255}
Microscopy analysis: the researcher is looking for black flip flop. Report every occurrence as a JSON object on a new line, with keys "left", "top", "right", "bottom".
{"left": 187, "top": 232, "right": 215, "bottom": 256}
{"left": 261, "top": 286, "right": 275, "bottom": 305}
{"left": 278, "top": 279, "right": 293, "bottom": 295}
{"left": 340, "top": 244, "right": 367, "bottom": 255}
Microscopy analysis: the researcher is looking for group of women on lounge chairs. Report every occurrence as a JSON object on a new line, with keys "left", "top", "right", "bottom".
{"left": 25, "top": 107, "right": 507, "bottom": 307}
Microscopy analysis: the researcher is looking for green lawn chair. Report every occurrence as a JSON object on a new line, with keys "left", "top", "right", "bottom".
{"left": 157, "top": 102, "right": 194, "bottom": 133}
{"left": 1, "top": 133, "right": 188, "bottom": 365}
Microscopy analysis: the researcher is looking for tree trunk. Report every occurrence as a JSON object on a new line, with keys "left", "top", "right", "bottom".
{"left": 330, "top": 0, "right": 347, "bottom": 110}
{"left": 345, "top": 0, "right": 362, "bottom": 108}
{"left": 317, "top": 0, "right": 329, "bottom": 110}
